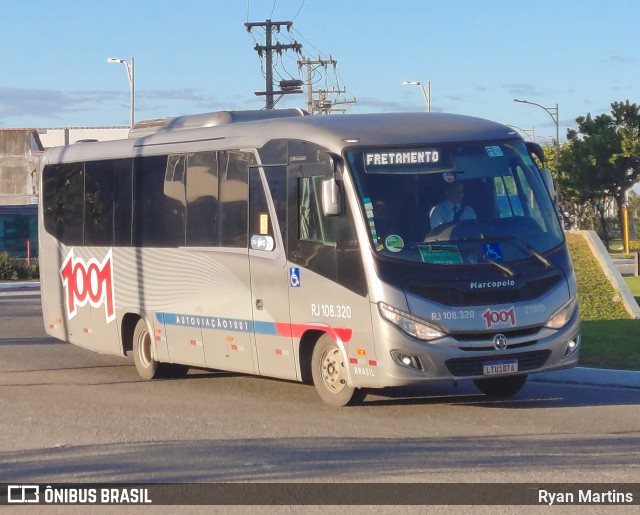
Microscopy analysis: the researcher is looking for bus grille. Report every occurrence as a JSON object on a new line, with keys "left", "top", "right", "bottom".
{"left": 445, "top": 349, "right": 552, "bottom": 377}
{"left": 453, "top": 326, "right": 542, "bottom": 342}
{"left": 409, "top": 275, "right": 561, "bottom": 307}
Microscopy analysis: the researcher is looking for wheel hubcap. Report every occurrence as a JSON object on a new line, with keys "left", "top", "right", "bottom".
{"left": 320, "top": 347, "right": 346, "bottom": 394}
{"left": 137, "top": 330, "right": 153, "bottom": 368}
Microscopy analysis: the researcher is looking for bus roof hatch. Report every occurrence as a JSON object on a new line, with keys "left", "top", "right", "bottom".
{"left": 129, "top": 108, "right": 308, "bottom": 138}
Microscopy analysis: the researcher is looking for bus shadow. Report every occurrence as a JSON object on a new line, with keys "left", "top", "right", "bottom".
{"left": 182, "top": 370, "right": 242, "bottom": 381}
{"left": 357, "top": 380, "right": 640, "bottom": 409}
{"left": 4, "top": 432, "right": 640, "bottom": 483}
{"left": 0, "top": 337, "right": 63, "bottom": 346}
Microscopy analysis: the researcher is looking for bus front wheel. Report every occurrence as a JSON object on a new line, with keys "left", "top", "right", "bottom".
{"left": 473, "top": 374, "right": 528, "bottom": 398}
{"left": 311, "top": 334, "right": 365, "bottom": 407}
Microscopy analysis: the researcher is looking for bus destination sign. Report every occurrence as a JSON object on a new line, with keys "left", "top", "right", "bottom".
{"left": 364, "top": 149, "right": 442, "bottom": 173}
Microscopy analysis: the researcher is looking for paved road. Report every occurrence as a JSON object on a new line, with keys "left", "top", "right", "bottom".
{"left": 1, "top": 292, "right": 639, "bottom": 490}
{"left": 613, "top": 258, "right": 637, "bottom": 277}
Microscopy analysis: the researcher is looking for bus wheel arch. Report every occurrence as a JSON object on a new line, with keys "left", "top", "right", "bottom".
{"left": 121, "top": 312, "right": 140, "bottom": 354}
{"left": 308, "top": 332, "right": 366, "bottom": 407}
{"left": 298, "top": 329, "right": 325, "bottom": 385}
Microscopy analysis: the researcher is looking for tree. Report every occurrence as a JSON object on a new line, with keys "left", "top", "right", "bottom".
{"left": 540, "top": 140, "right": 595, "bottom": 230}
{"left": 560, "top": 100, "right": 640, "bottom": 247}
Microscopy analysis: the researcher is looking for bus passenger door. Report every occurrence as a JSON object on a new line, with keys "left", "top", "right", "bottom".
{"left": 248, "top": 166, "right": 297, "bottom": 380}
{"left": 188, "top": 150, "right": 256, "bottom": 374}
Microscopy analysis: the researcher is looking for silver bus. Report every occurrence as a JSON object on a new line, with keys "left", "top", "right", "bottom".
{"left": 39, "top": 110, "right": 580, "bottom": 406}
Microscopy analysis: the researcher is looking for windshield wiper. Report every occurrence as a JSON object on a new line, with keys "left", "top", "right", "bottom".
{"left": 481, "top": 254, "right": 515, "bottom": 277}
{"left": 414, "top": 242, "right": 455, "bottom": 249}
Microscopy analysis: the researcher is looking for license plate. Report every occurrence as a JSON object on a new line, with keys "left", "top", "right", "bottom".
{"left": 483, "top": 359, "right": 518, "bottom": 376}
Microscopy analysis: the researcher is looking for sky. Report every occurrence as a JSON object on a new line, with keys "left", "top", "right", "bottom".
{"left": 1, "top": 0, "right": 639, "bottom": 144}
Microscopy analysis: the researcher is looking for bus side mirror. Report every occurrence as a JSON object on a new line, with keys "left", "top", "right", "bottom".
{"left": 526, "top": 141, "right": 545, "bottom": 166}
{"left": 321, "top": 177, "right": 341, "bottom": 216}
{"left": 540, "top": 167, "right": 555, "bottom": 199}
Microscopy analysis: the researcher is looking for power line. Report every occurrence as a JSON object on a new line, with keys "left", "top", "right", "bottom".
{"left": 292, "top": 0, "right": 307, "bottom": 20}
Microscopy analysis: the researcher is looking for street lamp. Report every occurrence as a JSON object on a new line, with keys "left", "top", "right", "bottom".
{"left": 107, "top": 57, "right": 135, "bottom": 129}
{"left": 505, "top": 124, "right": 536, "bottom": 142}
{"left": 403, "top": 81, "right": 430, "bottom": 112}
{"left": 514, "top": 98, "right": 560, "bottom": 202}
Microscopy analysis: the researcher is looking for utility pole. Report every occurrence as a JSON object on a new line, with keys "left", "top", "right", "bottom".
{"left": 245, "top": 19, "right": 303, "bottom": 109}
{"left": 299, "top": 55, "right": 336, "bottom": 112}
{"left": 298, "top": 55, "right": 356, "bottom": 114}
{"left": 331, "top": 95, "right": 358, "bottom": 113}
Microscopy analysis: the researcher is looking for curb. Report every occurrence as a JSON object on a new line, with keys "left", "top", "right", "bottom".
{"left": 569, "top": 230, "right": 640, "bottom": 318}
{"left": 533, "top": 367, "right": 640, "bottom": 389}
{"left": 0, "top": 281, "right": 40, "bottom": 291}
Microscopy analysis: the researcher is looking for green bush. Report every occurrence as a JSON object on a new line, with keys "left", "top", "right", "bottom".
{"left": 566, "top": 235, "right": 629, "bottom": 320}
{"left": 566, "top": 234, "right": 640, "bottom": 370}
{"left": 0, "top": 252, "right": 39, "bottom": 281}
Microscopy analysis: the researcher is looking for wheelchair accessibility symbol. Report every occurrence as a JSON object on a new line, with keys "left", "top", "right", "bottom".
{"left": 289, "top": 267, "right": 301, "bottom": 287}
{"left": 482, "top": 243, "right": 503, "bottom": 262}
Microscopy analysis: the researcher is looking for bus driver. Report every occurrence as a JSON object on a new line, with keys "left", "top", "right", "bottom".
{"left": 429, "top": 181, "right": 476, "bottom": 229}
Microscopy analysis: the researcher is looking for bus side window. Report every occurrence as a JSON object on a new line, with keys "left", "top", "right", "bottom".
{"left": 287, "top": 140, "right": 337, "bottom": 279}
{"left": 42, "top": 163, "right": 84, "bottom": 245}
{"left": 186, "top": 151, "right": 219, "bottom": 246}
{"left": 219, "top": 151, "right": 252, "bottom": 248}
{"left": 133, "top": 155, "right": 186, "bottom": 247}
{"left": 263, "top": 165, "right": 287, "bottom": 247}
{"left": 299, "top": 176, "right": 319, "bottom": 242}
{"left": 84, "top": 159, "right": 132, "bottom": 246}
{"left": 298, "top": 175, "right": 337, "bottom": 245}
{"left": 259, "top": 140, "right": 288, "bottom": 245}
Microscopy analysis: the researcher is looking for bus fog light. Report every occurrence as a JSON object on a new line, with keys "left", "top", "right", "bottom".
{"left": 391, "top": 350, "right": 424, "bottom": 371}
{"left": 564, "top": 335, "right": 580, "bottom": 357}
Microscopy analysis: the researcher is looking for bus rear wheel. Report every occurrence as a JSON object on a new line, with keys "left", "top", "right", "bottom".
{"left": 473, "top": 374, "right": 528, "bottom": 398}
{"left": 133, "top": 318, "right": 160, "bottom": 379}
{"left": 311, "top": 334, "right": 365, "bottom": 407}
{"left": 132, "top": 318, "right": 189, "bottom": 379}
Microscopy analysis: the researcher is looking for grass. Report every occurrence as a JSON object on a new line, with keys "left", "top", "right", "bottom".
{"left": 624, "top": 275, "right": 640, "bottom": 305}
{"left": 579, "top": 320, "right": 640, "bottom": 370}
{"left": 566, "top": 234, "right": 640, "bottom": 371}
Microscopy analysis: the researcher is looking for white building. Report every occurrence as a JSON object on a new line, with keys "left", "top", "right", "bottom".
{"left": 37, "top": 126, "right": 129, "bottom": 148}
{"left": 0, "top": 127, "right": 129, "bottom": 205}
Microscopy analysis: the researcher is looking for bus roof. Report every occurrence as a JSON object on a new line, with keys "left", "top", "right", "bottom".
{"left": 42, "top": 111, "right": 520, "bottom": 164}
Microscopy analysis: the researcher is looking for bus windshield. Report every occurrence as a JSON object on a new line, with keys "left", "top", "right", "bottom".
{"left": 346, "top": 140, "right": 564, "bottom": 265}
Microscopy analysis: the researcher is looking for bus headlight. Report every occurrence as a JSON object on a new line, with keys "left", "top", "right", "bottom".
{"left": 545, "top": 297, "right": 578, "bottom": 329}
{"left": 378, "top": 302, "right": 445, "bottom": 341}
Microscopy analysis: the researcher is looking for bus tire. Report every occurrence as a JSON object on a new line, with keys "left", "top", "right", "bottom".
{"left": 311, "top": 334, "right": 365, "bottom": 407}
{"left": 133, "top": 318, "right": 162, "bottom": 380}
{"left": 473, "top": 374, "right": 528, "bottom": 398}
